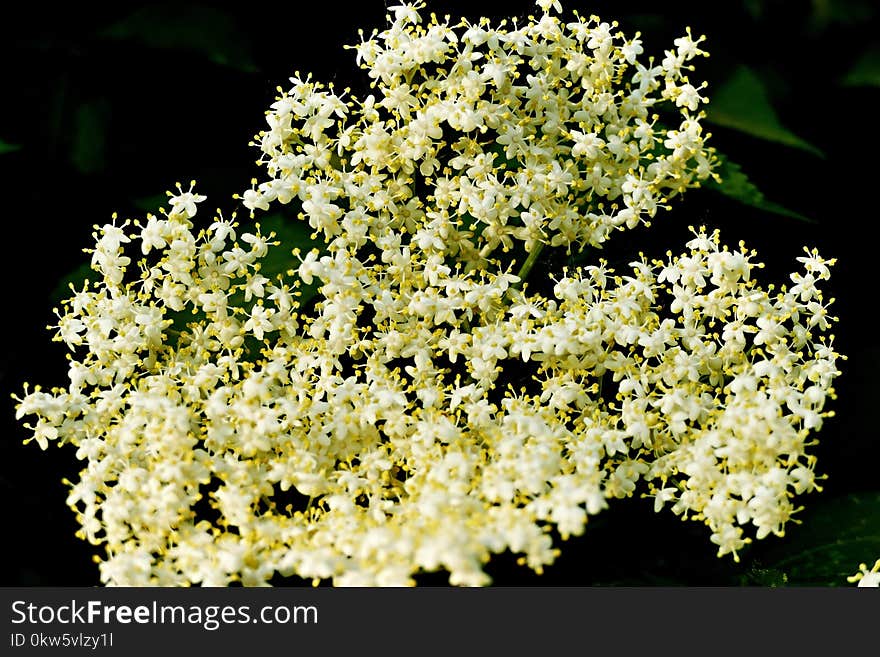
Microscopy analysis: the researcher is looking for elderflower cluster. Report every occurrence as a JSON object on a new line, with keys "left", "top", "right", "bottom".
{"left": 16, "top": 1, "right": 842, "bottom": 586}
{"left": 243, "top": 0, "right": 712, "bottom": 256}
{"left": 848, "top": 560, "right": 880, "bottom": 587}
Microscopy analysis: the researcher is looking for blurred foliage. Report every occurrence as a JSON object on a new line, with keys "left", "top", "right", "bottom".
{"left": 0, "top": 139, "right": 20, "bottom": 154}
{"left": 70, "top": 100, "right": 110, "bottom": 174}
{"left": 842, "top": 46, "right": 880, "bottom": 86}
{"left": 2, "top": 0, "right": 879, "bottom": 587}
{"left": 101, "top": 5, "right": 258, "bottom": 73}
{"left": 134, "top": 194, "right": 171, "bottom": 212}
{"left": 808, "top": 0, "right": 876, "bottom": 29}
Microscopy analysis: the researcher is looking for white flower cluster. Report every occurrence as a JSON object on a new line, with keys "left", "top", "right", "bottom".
{"left": 848, "top": 560, "right": 880, "bottom": 587}
{"left": 16, "top": 1, "right": 842, "bottom": 586}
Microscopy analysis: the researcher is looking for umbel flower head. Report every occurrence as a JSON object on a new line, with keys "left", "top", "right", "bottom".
{"left": 16, "top": 1, "right": 842, "bottom": 586}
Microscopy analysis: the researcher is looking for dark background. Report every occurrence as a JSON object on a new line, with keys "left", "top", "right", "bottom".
{"left": 1, "top": 0, "right": 877, "bottom": 586}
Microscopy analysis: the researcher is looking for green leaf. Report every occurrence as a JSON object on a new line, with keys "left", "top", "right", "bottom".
{"left": 70, "top": 100, "right": 110, "bottom": 175}
{"left": 167, "top": 307, "right": 208, "bottom": 340}
{"left": 739, "top": 566, "right": 788, "bottom": 587}
{"left": 754, "top": 492, "right": 880, "bottom": 586}
{"left": 842, "top": 47, "right": 880, "bottom": 87}
{"left": 101, "top": 6, "right": 257, "bottom": 73}
{"left": 0, "top": 139, "right": 21, "bottom": 154}
{"left": 707, "top": 67, "right": 824, "bottom": 158}
{"left": 238, "top": 213, "right": 330, "bottom": 307}
{"left": 706, "top": 152, "right": 813, "bottom": 222}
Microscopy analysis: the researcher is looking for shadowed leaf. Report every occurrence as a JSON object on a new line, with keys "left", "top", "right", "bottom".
{"left": 755, "top": 492, "right": 880, "bottom": 586}
{"left": 707, "top": 152, "right": 813, "bottom": 222}
{"left": 707, "top": 67, "right": 824, "bottom": 157}
{"left": 740, "top": 566, "right": 788, "bottom": 587}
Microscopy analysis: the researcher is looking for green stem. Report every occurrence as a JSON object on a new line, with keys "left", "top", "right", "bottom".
{"left": 515, "top": 242, "right": 545, "bottom": 288}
